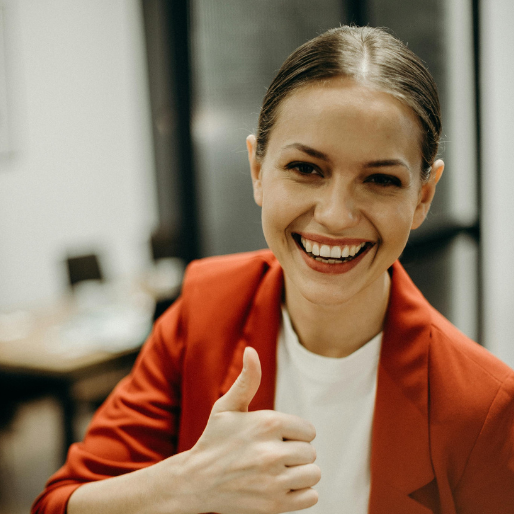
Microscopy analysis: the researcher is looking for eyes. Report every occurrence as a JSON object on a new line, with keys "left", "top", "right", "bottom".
{"left": 285, "top": 161, "right": 403, "bottom": 188}
{"left": 287, "top": 162, "right": 321, "bottom": 177}
{"left": 365, "top": 174, "right": 403, "bottom": 187}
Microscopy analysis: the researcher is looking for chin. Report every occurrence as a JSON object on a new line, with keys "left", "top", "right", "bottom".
{"left": 286, "top": 274, "right": 359, "bottom": 308}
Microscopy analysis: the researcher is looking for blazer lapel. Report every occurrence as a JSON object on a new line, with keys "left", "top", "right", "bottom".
{"left": 219, "top": 258, "right": 282, "bottom": 411}
{"left": 369, "top": 262, "right": 436, "bottom": 512}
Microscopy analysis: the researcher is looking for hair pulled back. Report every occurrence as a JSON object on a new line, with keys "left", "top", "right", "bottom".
{"left": 256, "top": 26, "right": 442, "bottom": 181}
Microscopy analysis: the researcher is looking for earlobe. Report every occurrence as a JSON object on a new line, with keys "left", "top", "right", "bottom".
{"left": 247, "top": 135, "right": 263, "bottom": 207}
{"left": 411, "top": 159, "right": 445, "bottom": 230}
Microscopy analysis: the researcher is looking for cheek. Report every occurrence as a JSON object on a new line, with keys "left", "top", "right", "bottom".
{"left": 261, "top": 193, "right": 293, "bottom": 234}
{"left": 370, "top": 198, "right": 418, "bottom": 243}
{"left": 260, "top": 181, "right": 311, "bottom": 238}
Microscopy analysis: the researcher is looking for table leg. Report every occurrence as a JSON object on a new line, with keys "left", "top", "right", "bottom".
{"left": 57, "top": 386, "right": 75, "bottom": 463}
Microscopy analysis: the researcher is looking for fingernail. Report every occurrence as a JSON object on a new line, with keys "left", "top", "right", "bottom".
{"left": 242, "top": 347, "right": 249, "bottom": 371}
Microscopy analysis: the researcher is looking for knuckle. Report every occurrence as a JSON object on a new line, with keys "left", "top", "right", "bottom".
{"left": 257, "top": 444, "right": 281, "bottom": 468}
{"left": 258, "top": 410, "right": 282, "bottom": 432}
{"left": 210, "top": 399, "right": 227, "bottom": 417}
{"left": 296, "top": 441, "right": 316, "bottom": 463}
{"left": 274, "top": 469, "right": 291, "bottom": 489}
{"left": 209, "top": 410, "right": 229, "bottom": 426}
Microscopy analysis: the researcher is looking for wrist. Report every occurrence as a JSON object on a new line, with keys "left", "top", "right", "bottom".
{"left": 145, "top": 449, "right": 205, "bottom": 514}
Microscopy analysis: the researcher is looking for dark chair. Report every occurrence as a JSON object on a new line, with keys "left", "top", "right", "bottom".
{"left": 149, "top": 228, "right": 181, "bottom": 321}
{"left": 150, "top": 227, "right": 180, "bottom": 261}
{"left": 66, "top": 253, "right": 103, "bottom": 288}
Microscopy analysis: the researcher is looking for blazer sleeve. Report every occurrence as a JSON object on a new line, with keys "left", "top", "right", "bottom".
{"left": 31, "top": 298, "right": 186, "bottom": 514}
{"left": 454, "top": 372, "right": 514, "bottom": 513}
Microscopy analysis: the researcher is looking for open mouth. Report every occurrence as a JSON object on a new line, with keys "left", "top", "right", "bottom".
{"left": 294, "top": 234, "right": 374, "bottom": 264}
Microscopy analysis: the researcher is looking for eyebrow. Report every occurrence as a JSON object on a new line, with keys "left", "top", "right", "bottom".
{"left": 282, "top": 143, "right": 332, "bottom": 163}
{"left": 363, "top": 159, "right": 411, "bottom": 172}
{"left": 282, "top": 143, "right": 411, "bottom": 172}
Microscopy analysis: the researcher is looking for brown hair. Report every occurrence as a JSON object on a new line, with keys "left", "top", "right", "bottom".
{"left": 255, "top": 26, "right": 441, "bottom": 181}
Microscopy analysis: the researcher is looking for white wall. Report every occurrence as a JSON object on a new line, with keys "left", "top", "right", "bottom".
{"left": 481, "top": 0, "right": 514, "bottom": 367}
{"left": 444, "top": 0, "right": 478, "bottom": 341}
{"left": 0, "top": 0, "right": 157, "bottom": 310}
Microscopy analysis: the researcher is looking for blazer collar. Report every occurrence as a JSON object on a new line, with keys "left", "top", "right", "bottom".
{"left": 370, "top": 261, "right": 435, "bottom": 505}
{"left": 220, "top": 259, "right": 435, "bottom": 509}
{"left": 219, "top": 256, "right": 282, "bottom": 409}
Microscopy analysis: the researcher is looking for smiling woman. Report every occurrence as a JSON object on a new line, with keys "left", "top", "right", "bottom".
{"left": 33, "top": 26, "right": 514, "bottom": 514}
{"left": 247, "top": 78, "right": 442, "bottom": 333}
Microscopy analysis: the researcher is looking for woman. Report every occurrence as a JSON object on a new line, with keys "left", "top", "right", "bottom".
{"left": 33, "top": 26, "right": 514, "bottom": 514}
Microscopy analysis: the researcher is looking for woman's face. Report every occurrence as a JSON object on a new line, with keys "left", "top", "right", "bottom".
{"left": 247, "top": 77, "right": 443, "bottom": 307}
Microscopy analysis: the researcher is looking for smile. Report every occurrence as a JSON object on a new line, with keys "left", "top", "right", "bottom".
{"left": 297, "top": 235, "right": 374, "bottom": 264}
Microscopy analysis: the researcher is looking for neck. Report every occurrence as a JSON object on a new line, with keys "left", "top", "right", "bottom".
{"left": 284, "top": 271, "right": 391, "bottom": 358}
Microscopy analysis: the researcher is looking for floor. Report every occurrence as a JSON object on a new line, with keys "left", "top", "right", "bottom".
{"left": 0, "top": 398, "right": 92, "bottom": 514}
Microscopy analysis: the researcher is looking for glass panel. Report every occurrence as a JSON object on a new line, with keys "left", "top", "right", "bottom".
{"left": 402, "top": 234, "right": 478, "bottom": 338}
{"left": 191, "top": 0, "right": 344, "bottom": 256}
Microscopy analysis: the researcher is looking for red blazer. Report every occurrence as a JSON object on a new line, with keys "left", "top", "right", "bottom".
{"left": 32, "top": 250, "right": 514, "bottom": 514}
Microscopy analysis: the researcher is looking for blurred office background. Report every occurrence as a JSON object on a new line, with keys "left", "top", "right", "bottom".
{"left": 0, "top": 0, "right": 513, "bottom": 511}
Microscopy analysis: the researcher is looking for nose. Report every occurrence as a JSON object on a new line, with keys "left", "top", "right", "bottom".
{"left": 313, "top": 180, "right": 360, "bottom": 232}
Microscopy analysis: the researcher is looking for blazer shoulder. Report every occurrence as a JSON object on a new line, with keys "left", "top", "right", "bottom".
{"left": 427, "top": 307, "right": 514, "bottom": 448}
{"left": 429, "top": 307, "right": 513, "bottom": 386}
{"left": 425, "top": 308, "right": 514, "bottom": 490}
{"left": 184, "top": 249, "right": 276, "bottom": 289}
{"left": 176, "top": 250, "right": 281, "bottom": 335}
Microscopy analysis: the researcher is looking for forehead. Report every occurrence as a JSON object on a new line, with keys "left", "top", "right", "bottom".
{"left": 267, "top": 77, "right": 422, "bottom": 166}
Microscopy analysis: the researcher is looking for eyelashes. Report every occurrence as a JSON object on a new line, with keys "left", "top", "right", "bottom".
{"left": 364, "top": 174, "right": 403, "bottom": 187}
{"left": 285, "top": 162, "right": 321, "bottom": 176}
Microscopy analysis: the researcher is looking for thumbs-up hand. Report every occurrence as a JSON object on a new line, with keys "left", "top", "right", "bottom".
{"left": 180, "top": 347, "right": 320, "bottom": 514}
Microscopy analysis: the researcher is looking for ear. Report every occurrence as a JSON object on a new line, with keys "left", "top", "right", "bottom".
{"left": 247, "top": 135, "right": 263, "bottom": 207}
{"left": 411, "top": 159, "right": 444, "bottom": 230}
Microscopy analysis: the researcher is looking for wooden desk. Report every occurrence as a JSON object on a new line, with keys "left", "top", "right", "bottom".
{"left": 0, "top": 293, "right": 154, "bottom": 462}
{"left": 0, "top": 260, "right": 183, "bottom": 461}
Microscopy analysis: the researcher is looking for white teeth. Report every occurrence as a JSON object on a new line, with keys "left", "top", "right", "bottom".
{"left": 320, "top": 245, "right": 331, "bottom": 258}
{"left": 330, "top": 246, "right": 341, "bottom": 258}
{"left": 300, "top": 236, "right": 368, "bottom": 263}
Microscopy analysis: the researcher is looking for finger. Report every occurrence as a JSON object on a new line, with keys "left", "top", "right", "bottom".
{"left": 285, "top": 487, "right": 319, "bottom": 511}
{"left": 282, "top": 441, "right": 317, "bottom": 467}
{"left": 212, "top": 346, "right": 262, "bottom": 414}
{"left": 282, "top": 463, "right": 321, "bottom": 491}
{"left": 273, "top": 412, "right": 316, "bottom": 442}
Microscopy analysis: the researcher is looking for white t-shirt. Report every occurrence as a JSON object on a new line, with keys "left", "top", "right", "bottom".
{"left": 275, "top": 308, "right": 382, "bottom": 513}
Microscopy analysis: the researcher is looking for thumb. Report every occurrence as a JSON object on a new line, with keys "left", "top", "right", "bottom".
{"left": 212, "top": 346, "right": 262, "bottom": 414}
